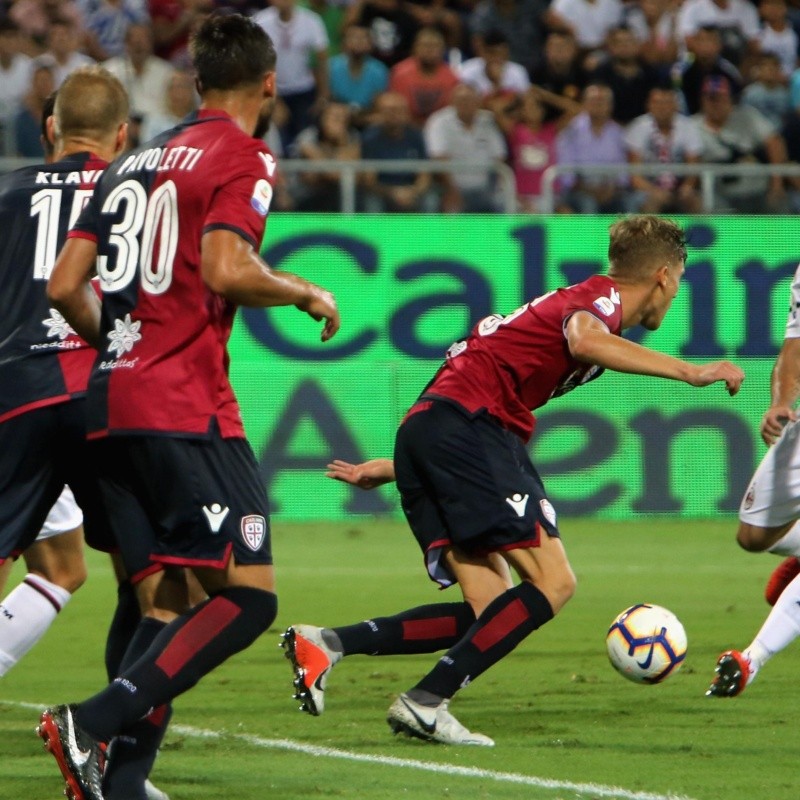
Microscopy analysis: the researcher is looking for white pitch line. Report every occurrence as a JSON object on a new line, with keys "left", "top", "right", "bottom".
{"left": 5, "top": 700, "right": 698, "bottom": 800}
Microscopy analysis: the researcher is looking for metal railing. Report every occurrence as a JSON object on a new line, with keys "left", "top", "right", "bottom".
{"left": 9, "top": 155, "right": 800, "bottom": 214}
{"left": 0, "top": 157, "right": 517, "bottom": 214}
{"left": 540, "top": 163, "right": 800, "bottom": 214}
{"left": 279, "top": 158, "right": 516, "bottom": 213}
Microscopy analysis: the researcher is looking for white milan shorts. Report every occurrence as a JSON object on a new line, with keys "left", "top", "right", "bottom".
{"left": 37, "top": 485, "right": 83, "bottom": 540}
{"left": 740, "top": 420, "right": 800, "bottom": 527}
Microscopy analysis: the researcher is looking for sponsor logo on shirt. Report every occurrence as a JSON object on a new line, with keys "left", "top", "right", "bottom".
{"left": 250, "top": 178, "right": 273, "bottom": 216}
{"left": 41, "top": 308, "right": 76, "bottom": 341}
{"left": 106, "top": 313, "right": 142, "bottom": 357}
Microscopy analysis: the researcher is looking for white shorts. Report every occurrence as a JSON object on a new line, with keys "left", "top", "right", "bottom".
{"left": 740, "top": 420, "right": 800, "bottom": 527}
{"left": 37, "top": 486, "right": 84, "bottom": 540}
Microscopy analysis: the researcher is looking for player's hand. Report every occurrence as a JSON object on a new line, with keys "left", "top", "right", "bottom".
{"left": 325, "top": 459, "right": 396, "bottom": 489}
{"left": 761, "top": 405, "right": 797, "bottom": 446}
{"left": 689, "top": 361, "right": 745, "bottom": 396}
{"left": 297, "top": 285, "right": 340, "bottom": 341}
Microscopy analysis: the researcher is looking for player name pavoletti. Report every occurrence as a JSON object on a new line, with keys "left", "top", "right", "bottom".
{"left": 116, "top": 146, "right": 205, "bottom": 176}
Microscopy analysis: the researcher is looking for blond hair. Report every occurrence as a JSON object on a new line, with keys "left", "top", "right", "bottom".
{"left": 607, "top": 215, "right": 687, "bottom": 281}
{"left": 54, "top": 66, "right": 128, "bottom": 141}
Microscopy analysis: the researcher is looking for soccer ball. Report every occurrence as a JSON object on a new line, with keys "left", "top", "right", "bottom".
{"left": 606, "top": 603, "right": 687, "bottom": 684}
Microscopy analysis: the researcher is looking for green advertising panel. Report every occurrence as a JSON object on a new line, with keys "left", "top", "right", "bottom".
{"left": 229, "top": 215, "right": 799, "bottom": 519}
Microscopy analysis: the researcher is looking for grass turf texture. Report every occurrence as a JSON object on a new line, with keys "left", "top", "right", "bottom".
{"left": 0, "top": 518, "right": 793, "bottom": 800}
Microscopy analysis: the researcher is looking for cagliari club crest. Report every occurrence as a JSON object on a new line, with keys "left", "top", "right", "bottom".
{"left": 241, "top": 515, "right": 266, "bottom": 551}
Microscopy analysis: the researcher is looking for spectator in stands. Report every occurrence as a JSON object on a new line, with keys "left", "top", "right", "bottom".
{"left": 0, "top": 20, "right": 33, "bottom": 148}
{"left": 13, "top": 58, "right": 54, "bottom": 156}
{"left": 10, "top": 0, "right": 84, "bottom": 52}
{"left": 139, "top": 68, "right": 196, "bottom": 139}
{"left": 529, "top": 31, "right": 589, "bottom": 124}
{"left": 424, "top": 82, "right": 507, "bottom": 212}
{"left": 780, "top": 92, "right": 800, "bottom": 210}
{"left": 457, "top": 29, "right": 530, "bottom": 101}
{"left": 301, "top": 0, "right": 346, "bottom": 55}
{"left": 148, "top": 0, "right": 212, "bottom": 64}
{"left": 693, "top": 74, "right": 789, "bottom": 211}
{"left": 492, "top": 87, "right": 562, "bottom": 212}
{"left": 625, "top": 85, "right": 704, "bottom": 212}
{"left": 624, "top": 0, "right": 680, "bottom": 77}
{"left": 43, "top": 18, "right": 95, "bottom": 86}
{"left": 677, "top": 0, "right": 760, "bottom": 66}
{"left": 293, "top": 101, "right": 361, "bottom": 211}
{"left": 104, "top": 22, "right": 175, "bottom": 125}
{"left": 404, "top": 0, "right": 462, "bottom": 50}
{"left": 589, "top": 25, "right": 660, "bottom": 123}
{"left": 254, "top": 0, "right": 330, "bottom": 149}
{"left": 757, "top": 0, "right": 798, "bottom": 78}
{"left": 360, "top": 91, "right": 435, "bottom": 211}
{"left": 389, "top": 27, "right": 458, "bottom": 125}
{"left": 80, "top": 0, "right": 150, "bottom": 61}
{"left": 469, "top": 0, "right": 548, "bottom": 72}
{"left": 544, "top": 0, "right": 624, "bottom": 56}
{"left": 345, "top": 0, "right": 420, "bottom": 67}
{"left": 672, "top": 24, "right": 742, "bottom": 114}
{"left": 556, "top": 82, "right": 632, "bottom": 213}
{"left": 329, "top": 23, "right": 388, "bottom": 125}
{"left": 743, "top": 50, "right": 790, "bottom": 126}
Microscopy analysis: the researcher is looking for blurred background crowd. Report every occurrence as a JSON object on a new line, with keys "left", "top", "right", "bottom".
{"left": 3, "top": 0, "right": 800, "bottom": 213}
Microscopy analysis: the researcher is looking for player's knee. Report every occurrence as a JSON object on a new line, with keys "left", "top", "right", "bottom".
{"left": 736, "top": 524, "right": 769, "bottom": 552}
{"left": 554, "top": 568, "right": 577, "bottom": 610}
{"left": 222, "top": 586, "right": 278, "bottom": 642}
{"left": 538, "top": 567, "right": 577, "bottom": 615}
{"left": 31, "top": 562, "right": 87, "bottom": 594}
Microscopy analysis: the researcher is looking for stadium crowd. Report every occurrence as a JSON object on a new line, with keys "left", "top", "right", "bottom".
{"left": 0, "top": 0, "right": 800, "bottom": 212}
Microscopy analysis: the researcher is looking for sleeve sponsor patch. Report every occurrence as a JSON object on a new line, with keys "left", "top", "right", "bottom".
{"left": 250, "top": 178, "right": 273, "bottom": 216}
{"left": 593, "top": 296, "right": 615, "bottom": 316}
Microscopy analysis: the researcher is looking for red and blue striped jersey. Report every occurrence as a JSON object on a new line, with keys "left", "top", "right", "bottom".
{"left": 424, "top": 275, "right": 624, "bottom": 442}
{"left": 69, "top": 110, "right": 277, "bottom": 440}
{"left": 0, "top": 152, "right": 106, "bottom": 424}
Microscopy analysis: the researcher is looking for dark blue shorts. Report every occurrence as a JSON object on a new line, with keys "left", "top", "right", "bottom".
{"left": 0, "top": 400, "right": 113, "bottom": 561}
{"left": 91, "top": 427, "right": 272, "bottom": 583}
{"left": 393, "top": 399, "right": 560, "bottom": 587}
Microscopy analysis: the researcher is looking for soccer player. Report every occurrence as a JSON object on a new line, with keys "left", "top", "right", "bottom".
{"left": 38, "top": 13, "right": 339, "bottom": 800}
{"left": 0, "top": 76, "right": 172, "bottom": 800}
{"left": 0, "top": 69, "right": 128, "bottom": 667}
{"left": 707, "top": 260, "right": 800, "bottom": 698}
{"left": 282, "top": 215, "right": 744, "bottom": 746}
{"left": 0, "top": 95, "right": 90, "bottom": 680}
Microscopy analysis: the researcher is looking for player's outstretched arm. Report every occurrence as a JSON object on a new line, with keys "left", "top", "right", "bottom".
{"left": 566, "top": 311, "right": 744, "bottom": 396}
{"left": 325, "top": 459, "right": 396, "bottom": 489}
{"left": 201, "top": 229, "right": 340, "bottom": 341}
{"left": 47, "top": 237, "right": 102, "bottom": 349}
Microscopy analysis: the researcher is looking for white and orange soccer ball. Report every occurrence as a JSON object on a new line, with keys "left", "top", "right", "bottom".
{"left": 606, "top": 604, "right": 687, "bottom": 684}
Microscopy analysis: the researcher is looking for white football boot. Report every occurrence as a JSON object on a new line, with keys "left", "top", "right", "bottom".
{"left": 387, "top": 693, "right": 494, "bottom": 746}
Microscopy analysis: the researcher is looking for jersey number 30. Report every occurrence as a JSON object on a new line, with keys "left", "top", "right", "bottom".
{"left": 97, "top": 179, "right": 178, "bottom": 295}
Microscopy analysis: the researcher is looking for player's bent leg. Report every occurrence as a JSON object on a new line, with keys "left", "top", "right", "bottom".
{"left": 100, "top": 567, "right": 184, "bottom": 799}
{"left": 503, "top": 535, "right": 577, "bottom": 615}
{"left": 388, "top": 546, "right": 558, "bottom": 744}
{"left": 0, "top": 557, "right": 13, "bottom": 598}
{"left": 282, "top": 594, "right": 480, "bottom": 716}
{"left": 736, "top": 521, "right": 795, "bottom": 553}
{"left": 69, "top": 561, "right": 278, "bottom": 748}
{"left": 445, "top": 548, "right": 514, "bottom": 617}
{"left": 23, "top": 527, "right": 88, "bottom": 593}
{"left": 0, "top": 528, "right": 84, "bottom": 677}
{"left": 765, "top": 557, "right": 800, "bottom": 606}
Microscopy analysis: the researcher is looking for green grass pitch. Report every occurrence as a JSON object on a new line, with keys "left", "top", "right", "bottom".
{"left": 0, "top": 518, "right": 794, "bottom": 800}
